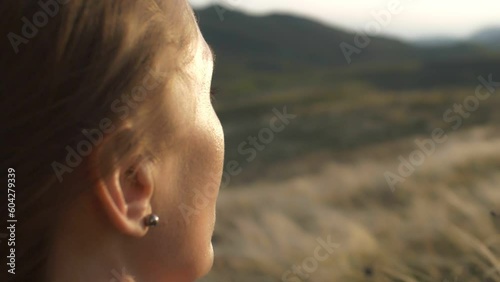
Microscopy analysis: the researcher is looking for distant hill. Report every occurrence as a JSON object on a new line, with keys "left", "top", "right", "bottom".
{"left": 412, "top": 27, "right": 500, "bottom": 50}
{"left": 412, "top": 36, "right": 463, "bottom": 47}
{"left": 195, "top": 6, "right": 416, "bottom": 69}
{"left": 195, "top": 5, "right": 495, "bottom": 73}
{"left": 193, "top": 6, "right": 500, "bottom": 170}
{"left": 470, "top": 26, "right": 500, "bottom": 48}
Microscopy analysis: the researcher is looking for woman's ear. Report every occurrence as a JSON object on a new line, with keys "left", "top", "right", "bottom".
{"left": 94, "top": 155, "right": 155, "bottom": 237}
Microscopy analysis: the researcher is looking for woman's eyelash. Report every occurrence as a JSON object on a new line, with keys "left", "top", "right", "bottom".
{"left": 210, "top": 86, "right": 218, "bottom": 97}
{"left": 210, "top": 86, "right": 218, "bottom": 103}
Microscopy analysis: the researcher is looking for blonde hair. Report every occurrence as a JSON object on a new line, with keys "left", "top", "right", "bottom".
{"left": 0, "top": 0, "right": 197, "bottom": 280}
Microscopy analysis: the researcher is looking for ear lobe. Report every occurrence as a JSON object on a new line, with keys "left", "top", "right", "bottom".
{"left": 95, "top": 157, "right": 155, "bottom": 237}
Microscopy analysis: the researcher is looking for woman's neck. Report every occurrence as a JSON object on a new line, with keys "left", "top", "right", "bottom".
{"left": 46, "top": 193, "right": 137, "bottom": 282}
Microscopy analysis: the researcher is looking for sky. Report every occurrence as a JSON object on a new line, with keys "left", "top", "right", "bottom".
{"left": 188, "top": 0, "right": 500, "bottom": 41}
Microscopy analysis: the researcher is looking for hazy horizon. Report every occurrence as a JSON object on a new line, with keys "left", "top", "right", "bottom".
{"left": 189, "top": 0, "right": 500, "bottom": 41}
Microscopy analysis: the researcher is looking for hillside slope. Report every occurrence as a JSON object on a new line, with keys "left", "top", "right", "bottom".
{"left": 195, "top": 6, "right": 416, "bottom": 69}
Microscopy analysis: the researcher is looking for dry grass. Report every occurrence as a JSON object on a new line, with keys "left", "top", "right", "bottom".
{"left": 201, "top": 125, "right": 500, "bottom": 282}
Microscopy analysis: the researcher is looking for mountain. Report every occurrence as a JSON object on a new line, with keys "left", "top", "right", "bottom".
{"left": 193, "top": 6, "right": 500, "bottom": 166}
{"left": 195, "top": 5, "right": 495, "bottom": 73}
{"left": 470, "top": 27, "right": 500, "bottom": 48}
{"left": 412, "top": 28, "right": 500, "bottom": 50}
{"left": 195, "top": 6, "right": 416, "bottom": 69}
{"left": 412, "top": 36, "right": 463, "bottom": 47}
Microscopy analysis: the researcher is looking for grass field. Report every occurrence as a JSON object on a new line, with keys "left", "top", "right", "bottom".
{"left": 200, "top": 124, "right": 500, "bottom": 281}
{"left": 199, "top": 59, "right": 500, "bottom": 281}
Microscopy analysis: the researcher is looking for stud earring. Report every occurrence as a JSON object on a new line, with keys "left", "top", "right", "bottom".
{"left": 144, "top": 214, "right": 159, "bottom": 227}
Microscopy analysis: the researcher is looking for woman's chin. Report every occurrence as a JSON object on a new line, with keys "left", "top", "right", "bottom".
{"left": 202, "top": 241, "right": 215, "bottom": 275}
{"left": 189, "top": 241, "right": 215, "bottom": 281}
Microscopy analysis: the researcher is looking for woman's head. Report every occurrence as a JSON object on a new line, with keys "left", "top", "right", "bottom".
{"left": 1, "top": 0, "right": 223, "bottom": 281}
